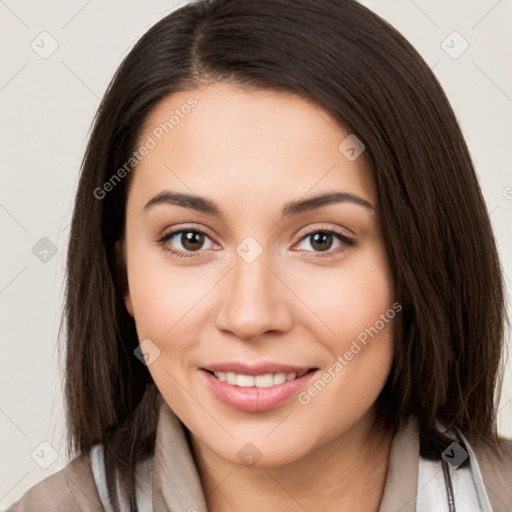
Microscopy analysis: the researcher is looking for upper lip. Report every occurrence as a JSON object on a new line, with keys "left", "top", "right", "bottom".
{"left": 201, "top": 362, "right": 316, "bottom": 376}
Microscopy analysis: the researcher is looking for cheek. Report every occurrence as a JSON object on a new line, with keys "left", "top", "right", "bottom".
{"left": 125, "top": 242, "right": 208, "bottom": 350}
{"left": 294, "top": 245, "right": 394, "bottom": 352}
{"left": 290, "top": 246, "right": 396, "bottom": 430}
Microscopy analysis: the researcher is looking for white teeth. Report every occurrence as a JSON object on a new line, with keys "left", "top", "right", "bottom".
{"left": 273, "top": 373, "right": 287, "bottom": 385}
{"left": 212, "top": 371, "right": 299, "bottom": 387}
{"left": 255, "top": 374, "right": 274, "bottom": 388}
{"left": 237, "top": 374, "right": 255, "bottom": 387}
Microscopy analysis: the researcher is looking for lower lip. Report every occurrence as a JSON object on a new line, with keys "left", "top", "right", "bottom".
{"left": 200, "top": 369, "right": 317, "bottom": 412}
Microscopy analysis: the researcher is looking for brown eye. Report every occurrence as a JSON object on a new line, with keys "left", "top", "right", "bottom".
{"left": 157, "top": 227, "right": 217, "bottom": 258}
{"left": 308, "top": 232, "right": 334, "bottom": 252}
{"left": 294, "top": 228, "right": 355, "bottom": 258}
{"left": 180, "top": 231, "right": 205, "bottom": 251}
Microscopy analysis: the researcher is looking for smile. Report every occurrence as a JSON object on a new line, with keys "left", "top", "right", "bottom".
{"left": 200, "top": 364, "right": 318, "bottom": 412}
{"left": 211, "top": 370, "right": 309, "bottom": 388}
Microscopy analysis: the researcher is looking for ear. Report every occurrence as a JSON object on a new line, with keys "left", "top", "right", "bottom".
{"left": 115, "top": 240, "right": 134, "bottom": 317}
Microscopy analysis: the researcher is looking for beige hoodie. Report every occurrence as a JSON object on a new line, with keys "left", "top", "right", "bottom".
{"left": 7, "top": 397, "right": 512, "bottom": 511}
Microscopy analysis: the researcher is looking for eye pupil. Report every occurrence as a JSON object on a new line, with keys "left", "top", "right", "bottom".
{"left": 182, "top": 231, "right": 204, "bottom": 251}
{"left": 311, "top": 232, "right": 333, "bottom": 252}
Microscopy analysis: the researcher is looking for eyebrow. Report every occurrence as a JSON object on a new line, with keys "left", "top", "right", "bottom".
{"left": 143, "top": 190, "right": 375, "bottom": 218}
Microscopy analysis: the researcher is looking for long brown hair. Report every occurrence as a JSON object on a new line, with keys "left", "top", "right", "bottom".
{"left": 61, "top": 0, "right": 508, "bottom": 508}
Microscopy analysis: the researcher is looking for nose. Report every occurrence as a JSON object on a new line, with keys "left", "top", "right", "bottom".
{"left": 214, "top": 249, "right": 294, "bottom": 341}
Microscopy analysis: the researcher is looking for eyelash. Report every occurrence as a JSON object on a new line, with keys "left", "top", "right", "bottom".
{"left": 156, "top": 225, "right": 355, "bottom": 259}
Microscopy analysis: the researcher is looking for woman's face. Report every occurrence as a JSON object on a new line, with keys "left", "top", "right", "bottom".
{"left": 121, "top": 82, "right": 396, "bottom": 466}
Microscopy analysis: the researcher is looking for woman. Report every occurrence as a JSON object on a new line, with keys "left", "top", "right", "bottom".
{"left": 8, "top": 0, "right": 512, "bottom": 510}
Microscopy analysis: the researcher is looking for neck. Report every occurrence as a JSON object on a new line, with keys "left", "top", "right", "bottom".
{"left": 188, "top": 410, "right": 395, "bottom": 512}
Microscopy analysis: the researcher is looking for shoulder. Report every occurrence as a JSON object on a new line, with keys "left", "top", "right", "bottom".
{"left": 6, "top": 453, "right": 102, "bottom": 512}
{"left": 473, "top": 436, "right": 512, "bottom": 512}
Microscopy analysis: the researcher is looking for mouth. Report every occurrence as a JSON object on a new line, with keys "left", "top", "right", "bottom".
{"left": 203, "top": 368, "right": 314, "bottom": 388}
{"left": 199, "top": 364, "right": 318, "bottom": 412}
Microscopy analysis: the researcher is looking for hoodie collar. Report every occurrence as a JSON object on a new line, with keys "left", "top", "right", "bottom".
{"left": 152, "top": 396, "right": 419, "bottom": 511}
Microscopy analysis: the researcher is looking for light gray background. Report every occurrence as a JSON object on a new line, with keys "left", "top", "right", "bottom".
{"left": 1, "top": 0, "right": 511, "bottom": 508}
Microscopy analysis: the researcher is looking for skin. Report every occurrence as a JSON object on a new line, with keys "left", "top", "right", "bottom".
{"left": 119, "top": 82, "right": 396, "bottom": 511}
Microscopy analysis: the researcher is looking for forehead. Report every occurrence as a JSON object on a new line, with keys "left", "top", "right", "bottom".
{"left": 127, "top": 82, "right": 375, "bottom": 212}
